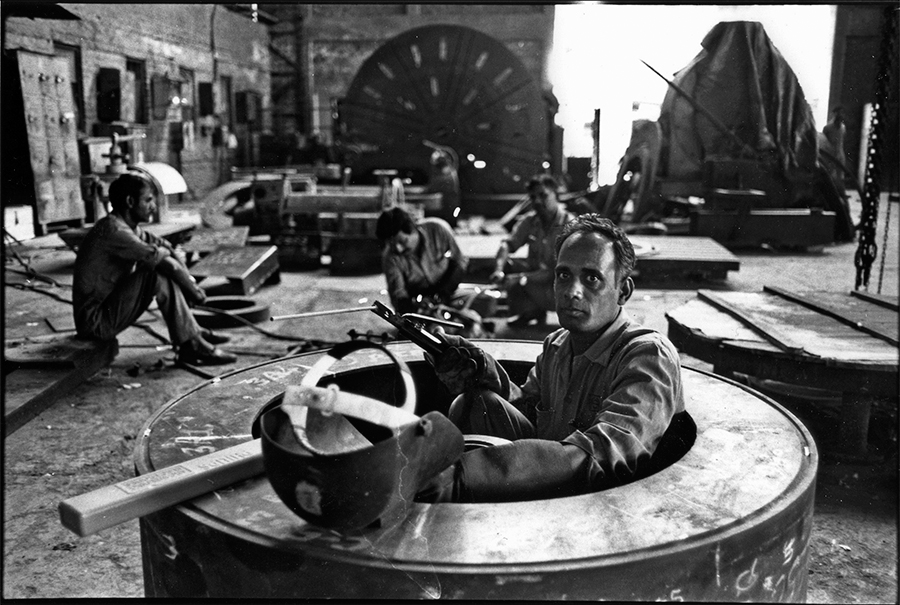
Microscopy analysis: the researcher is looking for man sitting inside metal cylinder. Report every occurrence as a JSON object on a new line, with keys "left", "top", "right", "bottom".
{"left": 376, "top": 206, "right": 468, "bottom": 315}
{"left": 417, "top": 214, "right": 694, "bottom": 502}
{"left": 73, "top": 173, "right": 236, "bottom": 366}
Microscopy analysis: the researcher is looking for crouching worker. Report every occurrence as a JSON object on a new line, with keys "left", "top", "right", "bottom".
{"left": 416, "top": 215, "right": 694, "bottom": 503}
{"left": 377, "top": 206, "right": 468, "bottom": 315}
{"left": 73, "top": 173, "right": 236, "bottom": 366}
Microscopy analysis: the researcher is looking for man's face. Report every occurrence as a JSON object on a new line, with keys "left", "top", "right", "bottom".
{"left": 528, "top": 185, "right": 558, "bottom": 219}
{"left": 554, "top": 232, "right": 633, "bottom": 334}
{"left": 389, "top": 229, "right": 418, "bottom": 255}
{"left": 128, "top": 185, "right": 156, "bottom": 224}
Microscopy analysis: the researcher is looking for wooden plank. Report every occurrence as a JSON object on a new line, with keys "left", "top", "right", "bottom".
{"left": 59, "top": 439, "right": 264, "bottom": 537}
{"left": 5, "top": 333, "right": 114, "bottom": 367}
{"left": 4, "top": 338, "right": 117, "bottom": 436}
{"left": 764, "top": 286, "right": 898, "bottom": 346}
{"left": 458, "top": 234, "right": 739, "bottom": 283}
{"left": 696, "top": 290, "right": 808, "bottom": 355}
{"left": 190, "top": 245, "right": 279, "bottom": 295}
{"left": 182, "top": 226, "right": 250, "bottom": 255}
{"left": 850, "top": 289, "right": 899, "bottom": 311}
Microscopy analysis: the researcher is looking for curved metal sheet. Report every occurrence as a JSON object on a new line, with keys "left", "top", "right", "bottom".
{"left": 129, "top": 161, "right": 187, "bottom": 194}
{"left": 136, "top": 341, "right": 817, "bottom": 600}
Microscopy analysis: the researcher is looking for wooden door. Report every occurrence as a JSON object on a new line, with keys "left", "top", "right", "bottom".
{"left": 17, "top": 50, "right": 84, "bottom": 231}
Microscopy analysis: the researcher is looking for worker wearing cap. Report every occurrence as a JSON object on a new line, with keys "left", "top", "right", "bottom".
{"left": 376, "top": 206, "right": 468, "bottom": 315}
{"left": 73, "top": 173, "right": 236, "bottom": 366}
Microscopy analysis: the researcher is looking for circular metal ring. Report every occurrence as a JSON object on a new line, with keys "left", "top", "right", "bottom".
{"left": 136, "top": 340, "right": 817, "bottom": 601}
{"left": 191, "top": 295, "right": 271, "bottom": 329}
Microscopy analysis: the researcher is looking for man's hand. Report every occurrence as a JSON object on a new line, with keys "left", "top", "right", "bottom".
{"left": 157, "top": 256, "right": 207, "bottom": 305}
{"left": 425, "top": 328, "right": 484, "bottom": 396}
{"left": 183, "top": 278, "right": 207, "bottom": 305}
{"left": 488, "top": 269, "right": 507, "bottom": 287}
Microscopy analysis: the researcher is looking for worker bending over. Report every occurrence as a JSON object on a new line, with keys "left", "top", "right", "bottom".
{"left": 418, "top": 214, "right": 693, "bottom": 502}
{"left": 376, "top": 206, "right": 468, "bottom": 315}
{"left": 73, "top": 173, "right": 236, "bottom": 366}
{"left": 491, "top": 175, "right": 574, "bottom": 327}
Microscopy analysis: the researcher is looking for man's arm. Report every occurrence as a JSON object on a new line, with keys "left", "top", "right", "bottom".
{"left": 489, "top": 240, "right": 511, "bottom": 285}
{"left": 156, "top": 256, "right": 207, "bottom": 305}
{"left": 382, "top": 253, "right": 414, "bottom": 313}
{"left": 423, "top": 335, "right": 684, "bottom": 503}
{"left": 561, "top": 337, "right": 683, "bottom": 487}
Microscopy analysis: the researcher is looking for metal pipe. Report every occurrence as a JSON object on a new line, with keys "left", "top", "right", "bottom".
{"left": 270, "top": 306, "right": 376, "bottom": 321}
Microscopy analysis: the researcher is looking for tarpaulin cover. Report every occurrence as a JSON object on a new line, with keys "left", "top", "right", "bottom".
{"left": 659, "top": 21, "right": 819, "bottom": 181}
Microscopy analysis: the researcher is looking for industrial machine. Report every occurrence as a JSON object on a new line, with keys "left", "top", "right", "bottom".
{"left": 335, "top": 24, "right": 560, "bottom": 217}
{"left": 602, "top": 22, "right": 854, "bottom": 249}
{"left": 200, "top": 167, "right": 440, "bottom": 273}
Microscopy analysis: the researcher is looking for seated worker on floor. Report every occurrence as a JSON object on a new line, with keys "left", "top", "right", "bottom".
{"left": 417, "top": 214, "right": 693, "bottom": 503}
{"left": 376, "top": 206, "right": 468, "bottom": 315}
{"left": 73, "top": 173, "right": 236, "bottom": 366}
{"left": 490, "top": 174, "right": 574, "bottom": 327}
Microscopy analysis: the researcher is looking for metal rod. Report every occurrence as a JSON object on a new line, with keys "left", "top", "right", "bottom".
{"left": 640, "top": 59, "right": 757, "bottom": 157}
{"left": 402, "top": 313, "right": 464, "bottom": 329}
{"left": 270, "top": 306, "right": 376, "bottom": 321}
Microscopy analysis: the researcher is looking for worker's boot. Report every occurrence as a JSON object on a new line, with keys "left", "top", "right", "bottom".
{"left": 177, "top": 338, "right": 237, "bottom": 366}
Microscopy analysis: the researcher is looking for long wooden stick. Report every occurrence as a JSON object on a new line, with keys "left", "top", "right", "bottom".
{"left": 58, "top": 389, "right": 411, "bottom": 537}
{"left": 58, "top": 439, "right": 264, "bottom": 537}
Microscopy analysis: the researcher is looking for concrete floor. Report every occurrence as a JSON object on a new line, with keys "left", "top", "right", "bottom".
{"left": 3, "top": 193, "right": 897, "bottom": 600}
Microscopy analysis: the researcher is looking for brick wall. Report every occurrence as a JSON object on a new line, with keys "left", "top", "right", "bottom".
{"left": 263, "top": 3, "right": 555, "bottom": 140}
{"left": 4, "top": 4, "right": 271, "bottom": 201}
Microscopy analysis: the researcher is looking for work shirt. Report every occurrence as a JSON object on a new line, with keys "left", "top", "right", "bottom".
{"left": 505, "top": 309, "right": 684, "bottom": 485}
{"left": 382, "top": 218, "right": 467, "bottom": 307}
{"left": 73, "top": 214, "right": 171, "bottom": 331}
{"left": 505, "top": 205, "right": 573, "bottom": 273}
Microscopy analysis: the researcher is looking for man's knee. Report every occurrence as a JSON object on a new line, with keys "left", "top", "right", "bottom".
{"left": 448, "top": 388, "right": 498, "bottom": 429}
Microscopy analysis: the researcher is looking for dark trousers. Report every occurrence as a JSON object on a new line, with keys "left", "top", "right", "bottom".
{"left": 447, "top": 388, "right": 535, "bottom": 440}
{"left": 77, "top": 269, "right": 201, "bottom": 346}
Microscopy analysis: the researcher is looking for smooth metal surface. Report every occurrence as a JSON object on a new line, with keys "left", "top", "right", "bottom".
{"left": 136, "top": 341, "right": 817, "bottom": 600}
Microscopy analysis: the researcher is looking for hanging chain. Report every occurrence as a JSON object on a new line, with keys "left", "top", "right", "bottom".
{"left": 877, "top": 193, "right": 895, "bottom": 293}
{"left": 855, "top": 6, "right": 898, "bottom": 290}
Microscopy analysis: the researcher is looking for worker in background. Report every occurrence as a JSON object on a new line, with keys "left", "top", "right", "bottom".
{"left": 73, "top": 173, "right": 236, "bottom": 366}
{"left": 425, "top": 150, "right": 461, "bottom": 229}
{"left": 376, "top": 206, "right": 468, "bottom": 315}
{"left": 416, "top": 214, "right": 692, "bottom": 502}
{"left": 490, "top": 174, "right": 574, "bottom": 327}
{"left": 821, "top": 106, "right": 849, "bottom": 207}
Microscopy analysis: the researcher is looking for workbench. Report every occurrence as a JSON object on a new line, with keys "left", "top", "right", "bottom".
{"left": 666, "top": 287, "right": 899, "bottom": 458}
{"left": 458, "top": 234, "right": 740, "bottom": 282}
{"left": 57, "top": 221, "right": 197, "bottom": 251}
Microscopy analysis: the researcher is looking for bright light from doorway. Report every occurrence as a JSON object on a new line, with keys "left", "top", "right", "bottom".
{"left": 550, "top": 4, "right": 837, "bottom": 185}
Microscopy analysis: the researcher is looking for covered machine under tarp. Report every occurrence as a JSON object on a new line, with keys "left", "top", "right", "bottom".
{"left": 606, "top": 21, "right": 853, "bottom": 245}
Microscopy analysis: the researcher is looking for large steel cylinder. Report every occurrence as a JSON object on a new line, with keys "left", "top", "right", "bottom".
{"left": 136, "top": 340, "right": 817, "bottom": 601}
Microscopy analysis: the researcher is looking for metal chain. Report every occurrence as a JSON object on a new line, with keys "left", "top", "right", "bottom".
{"left": 855, "top": 6, "right": 898, "bottom": 290}
{"left": 877, "top": 192, "right": 896, "bottom": 293}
